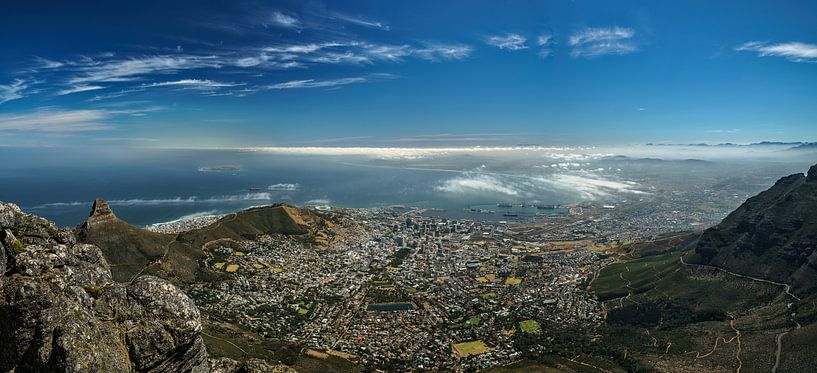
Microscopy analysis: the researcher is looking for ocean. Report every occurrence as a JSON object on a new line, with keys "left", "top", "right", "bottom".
{"left": 3, "top": 146, "right": 808, "bottom": 228}
{"left": 0, "top": 147, "right": 572, "bottom": 227}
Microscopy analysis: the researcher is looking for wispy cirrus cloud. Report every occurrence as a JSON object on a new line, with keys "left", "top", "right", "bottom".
{"left": 0, "top": 108, "right": 113, "bottom": 132}
{"left": 332, "top": 12, "right": 390, "bottom": 30}
{"left": 56, "top": 85, "right": 107, "bottom": 96}
{"left": 67, "top": 55, "right": 224, "bottom": 84}
{"left": 736, "top": 41, "right": 817, "bottom": 63}
{"left": 414, "top": 43, "right": 473, "bottom": 62}
{"left": 537, "top": 33, "right": 553, "bottom": 57}
{"left": 266, "top": 73, "right": 396, "bottom": 90}
{"left": 569, "top": 26, "right": 637, "bottom": 58}
{"left": 144, "top": 79, "right": 244, "bottom": 90}
{"left": 486, "top": 33, "right": 528, "bottom": 51}
{"left": 7, "top": 10, "right": 472, "bottom": 103}
{"left": 0, "top": 105, "right": 163, "bottom": 133}
{"left": 0, "top": 79, "right": 28, "bottom": 104}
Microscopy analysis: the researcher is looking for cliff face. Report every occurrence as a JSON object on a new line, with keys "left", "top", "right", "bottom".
{"left": 0, "top": 202, "right": 293, "bottom": 373}
{"left": 690, "top": 164, "right": 817, "bottom": 296}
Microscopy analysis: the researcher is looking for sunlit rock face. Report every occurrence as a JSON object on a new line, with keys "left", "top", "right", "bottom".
{"left": 0, "top": 202, "right": 208, "bottom": 373}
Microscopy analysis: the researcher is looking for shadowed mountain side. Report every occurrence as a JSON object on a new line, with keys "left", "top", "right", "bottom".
{"left": 78, "top": 200, "right": 336, "bottom": 283}
{"left": 685, "top": 164, "right": 817, "bottom": 296}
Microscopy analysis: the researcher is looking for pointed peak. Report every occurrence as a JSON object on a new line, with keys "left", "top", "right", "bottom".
{"left": 808, "top": 164, "right": 817, "bottom": 182}
{"left": 90, "top": 198, "right": 115, "bottom": 218}
{"left": 83, "top": 198, "right": 118, "bottom": 228}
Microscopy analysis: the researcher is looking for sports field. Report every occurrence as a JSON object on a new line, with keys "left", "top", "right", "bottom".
{"left": 453, "top": 340, "right": 489, "bottom": 357}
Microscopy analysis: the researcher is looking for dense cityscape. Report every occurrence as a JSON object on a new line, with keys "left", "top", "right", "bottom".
{"left": 177, "top": 180, "right": 749, "bottom": 371}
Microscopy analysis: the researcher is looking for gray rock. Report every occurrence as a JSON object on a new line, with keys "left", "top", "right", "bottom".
{"left": 0, "top": 202, "right": 24, "bottom": 229}
{"left": 0, "top": 238, "right": 210, "bottom": 372}
{"left": 0, "top": 201, "right": 296, "bottom": 373}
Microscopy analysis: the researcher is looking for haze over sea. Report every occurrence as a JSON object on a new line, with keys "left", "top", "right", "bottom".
{"left": 2, "top": 144, "right": 811, "bottom": 227}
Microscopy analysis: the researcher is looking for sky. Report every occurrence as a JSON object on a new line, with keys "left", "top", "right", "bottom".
{"left": 1, "top": 0, "right": 816, "bottom": 148}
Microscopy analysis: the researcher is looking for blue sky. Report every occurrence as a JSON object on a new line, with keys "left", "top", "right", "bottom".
{"left": 1, "top": 0, "right": 816, "bottom": 147}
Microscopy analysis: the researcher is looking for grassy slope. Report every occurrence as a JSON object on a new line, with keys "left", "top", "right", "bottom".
{"left": 81, "top": 219, "right": 175, "bottom": 282}
{"left": 591, "top": 244, "right": 817, "bottom": 372}
{"left": 82, "top": 203, "right": 321, "bottom": 283}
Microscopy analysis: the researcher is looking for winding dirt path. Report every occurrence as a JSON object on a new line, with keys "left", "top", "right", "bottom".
{"left": 679, "top": 257, "right": 799, "bottom": 373}
{"left": 695, "top": 317, "right": 741, "bottom": 372}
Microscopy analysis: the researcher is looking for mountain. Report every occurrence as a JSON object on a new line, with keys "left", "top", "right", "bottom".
{"left": 78, "top": 199, "right": 339, "bottom": 283}
{"left": 686, "top": 164, "right": 817, "bottom": 296}
{"left": 591, "top": 163, "right": 817, "bottom": 371}
{"left": 0, "top": 202, "right": 293, "bottom": 373}
{"left": 76, "top": 199, "right": 175, "bottom": 282}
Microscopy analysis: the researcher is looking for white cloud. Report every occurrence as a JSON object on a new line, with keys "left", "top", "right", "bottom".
{"left": 145, "top": 79, "right": 244, "bottom": 90}
{"left": 0, "top": 105, "right": 162, "bottom": 133}
{"left": 736, "top": 41, "right": 817, "bottom": 63}
{"left": 266, "top": 73, "right": 395, "bottom": 90}
{"left": 333, "top": 13, "right": 390, "bottom": 30}
{"left": 56, "top": 85, "right": 107, "bottom": 96}
{"left": 268, "top": 183, "right": 300, "bottom": 191}
{"left": 0, "top": 108, "right": 113, "bottom": 132}
{"left": 542, "top": 174, "right": 646, "bottom": 199}
{"left": 364, "top": 44, "right": 413, "bottom": 62}
{"left": 33, "top": 57, "right": 65, "bottom": 69}
{"left": 67, "top": 55, "right": 223, "bottom": 84}
{"left": 437, "top": 174, "right": 521, "bottom": 196}
{"left": 435, "top": 170, "right": 646, "bottom": 201}
{"left": 414, "top": 44, "right": 473, "bottom": 61}
{"left": 269, "top": 11, "right": 300, "bottom": 29}
{"left": 486, "top": 33, "right": 528, "bottom": 51}
{"left": 15, "top": 37, "right": 472, "bottom": 100}
{"left": 0, "top": 79, "right": 28, "bottom": 104}
{"left": 569, "top": 26, "right": 637, "bottom": 58}
{"left": 537, "top": 33, "right": 553, "bottom": 57}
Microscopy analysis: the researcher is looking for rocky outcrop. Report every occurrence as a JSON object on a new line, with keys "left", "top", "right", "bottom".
{"left": 0, "top": 202, "right": 295, "bottom": 373}
{"left": 83, "top": 198, "right": 118, "bottom": 228}
{"left": 689, "top": 163, "right": 817, "bottom": 296}
{"left": 209, "top": 358, "right": 299, "bottom": 373}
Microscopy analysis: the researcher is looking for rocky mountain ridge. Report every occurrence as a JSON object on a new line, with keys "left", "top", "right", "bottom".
{"left": 688, "top": 163, "right": 817, "bottom": 296}
{"left": 0, "top": 201, "right": 294, "bottom": 373}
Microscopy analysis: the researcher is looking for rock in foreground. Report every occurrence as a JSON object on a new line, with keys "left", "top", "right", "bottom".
{"left": 0, "top": 202, "right": 293, "bottom": 373}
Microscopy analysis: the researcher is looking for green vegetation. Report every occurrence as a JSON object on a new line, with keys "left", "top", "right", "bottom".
{"left": 388, "top": 247, "right": 412, "bottom": 267}
{"left": 480, "top": 292, "right": 497, "bottom": 299}
{"left": 10, "top": 239, "right": 26, "bottom": 255}
{"left": 591, "top": 250, "right": 683, "bottom": 301}
{"left": 518, "top": 320, "right": 541, "bottom": 333}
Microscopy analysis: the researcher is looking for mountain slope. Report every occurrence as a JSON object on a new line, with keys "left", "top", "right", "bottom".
{"left": 76, "top": 199, "right": 175, "bottom": 281}
{"left": 78, "top": 200, "right": 337, "bottom": 283}
{"left": 686, "top": 164, "right": 817, "bottom": 296}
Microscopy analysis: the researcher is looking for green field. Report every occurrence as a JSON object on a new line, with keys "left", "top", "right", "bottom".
{"left": 466, "top": 316, "right": 482, "bottom": 325}
{"left": 453, "top": 340, "right": 489, "bottom": 357}
{"left": 519, "top": 319, "right": 541, "bottom": 333}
